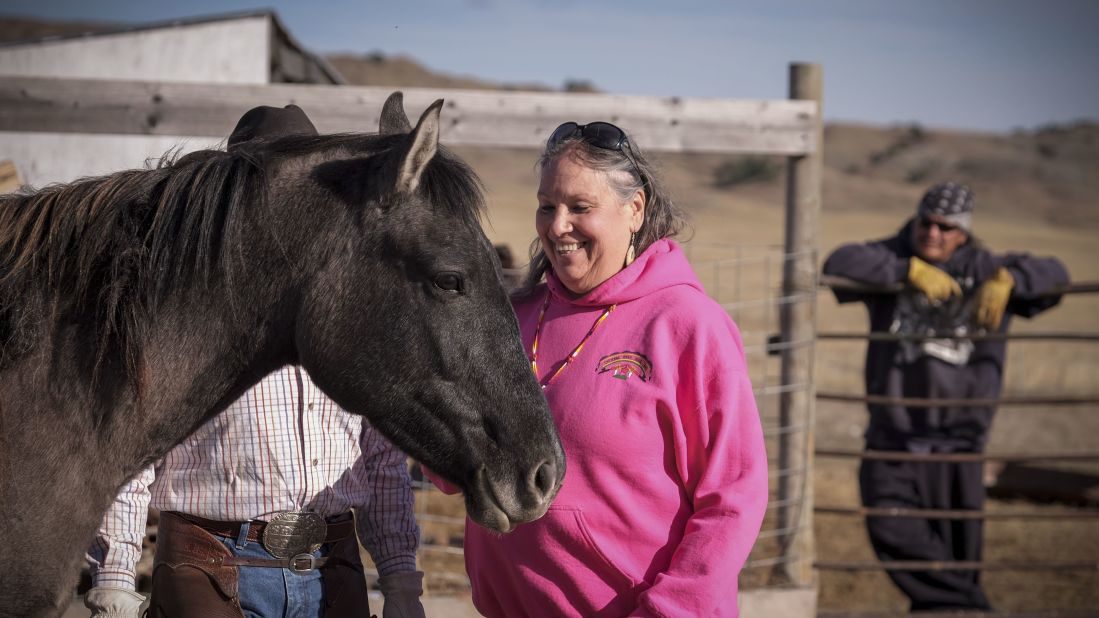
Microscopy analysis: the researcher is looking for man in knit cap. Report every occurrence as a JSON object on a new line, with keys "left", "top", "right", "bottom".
{"left": 822, "top": 182, "right": 1069, "bottom": 611}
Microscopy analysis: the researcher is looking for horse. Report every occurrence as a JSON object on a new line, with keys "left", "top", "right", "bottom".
{"left": 0, "top": 93, "right": 565, "bottom": 616}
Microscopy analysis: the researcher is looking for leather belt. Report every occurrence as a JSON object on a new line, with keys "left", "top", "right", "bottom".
{"left": 221, "top": 554, "right": 331, "bottom": 574}
{"left": 174, "top": 512, "right": 354, "bottom": 548}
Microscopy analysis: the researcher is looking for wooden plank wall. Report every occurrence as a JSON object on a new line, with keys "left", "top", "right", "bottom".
{"left": 0, "top": 76, "right": 818, "bottom": 155}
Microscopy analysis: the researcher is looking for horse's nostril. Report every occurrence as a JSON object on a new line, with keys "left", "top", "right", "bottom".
{"left": 532, "top": 460, "right": 557, "bottom": 499}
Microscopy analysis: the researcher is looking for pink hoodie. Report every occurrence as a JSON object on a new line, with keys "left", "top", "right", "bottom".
{"left": 443, "top": 239, "right": 768, "bottom": 617}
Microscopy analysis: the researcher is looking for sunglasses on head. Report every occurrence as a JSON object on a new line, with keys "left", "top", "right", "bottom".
{"left": 547, "top": 121, "right": 645, "bottom": 182}
{"left": 918, "top": 216, "right": 961, "bottom": 233}
{"left": 549, "top": 121, "right": 631, "bottom": 150}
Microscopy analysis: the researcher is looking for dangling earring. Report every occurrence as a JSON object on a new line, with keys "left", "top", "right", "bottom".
{"left": 624, "top": 232, "right": 636, "bottom": 267}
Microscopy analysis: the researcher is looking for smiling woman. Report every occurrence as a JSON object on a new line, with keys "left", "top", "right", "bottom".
{"left": 535, "top": 153, "right": 643, "bottom": 296}
{"left": 436, "top": 121, "right": 771, "bottom": 617}
{"left": 520, "top": 121, "right": 686, "bottom": 296}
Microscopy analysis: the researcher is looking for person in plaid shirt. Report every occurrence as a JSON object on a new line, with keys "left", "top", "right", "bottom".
{"left": 85, "top": 365, "right": 424, "bottom": 618}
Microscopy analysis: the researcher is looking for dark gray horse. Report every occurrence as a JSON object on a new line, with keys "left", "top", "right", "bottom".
{"left": 0, "top": 94, "right": 564, "bottom": 616}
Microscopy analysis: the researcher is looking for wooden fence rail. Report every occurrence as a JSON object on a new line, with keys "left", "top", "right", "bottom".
{"left": 817, "top": 449, "right": 1099, "bottom": 463}
{"left": 816, "top": 505, "right": 1099, "bottom": 520}
{"left": 0, "top": 76, "right": 819, "bottom": 154}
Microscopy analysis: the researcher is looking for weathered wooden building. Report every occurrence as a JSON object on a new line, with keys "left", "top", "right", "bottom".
{"left": 0, "top": 10, "right": 343, "bottom": 187}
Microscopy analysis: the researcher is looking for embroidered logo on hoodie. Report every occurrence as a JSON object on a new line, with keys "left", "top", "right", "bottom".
{"left": 597, "top": 352, "right": 653, "bottom": 382}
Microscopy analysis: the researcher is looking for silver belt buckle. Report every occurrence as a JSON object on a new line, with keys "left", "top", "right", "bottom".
{"left": 261, "top": 511, "right": 327, "bottom": 560}
{"left": 288, "top": 553, "right": 318, "bottom": 574}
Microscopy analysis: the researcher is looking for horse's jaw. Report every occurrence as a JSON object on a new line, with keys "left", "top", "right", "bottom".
{"left": 464, "top": 464, "right": 560, "bottom": 533}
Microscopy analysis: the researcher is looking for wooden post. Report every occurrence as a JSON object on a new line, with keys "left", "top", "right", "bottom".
{"left": 777, "top": 62, "right": 822, "bottom": 587}
{"left": 0, "top": 160, "right": 21, "bottom": 193}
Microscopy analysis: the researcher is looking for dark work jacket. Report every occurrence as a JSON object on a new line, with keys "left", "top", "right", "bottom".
{"left": 821, "top": 219, "right": 1070, "bottom": 451}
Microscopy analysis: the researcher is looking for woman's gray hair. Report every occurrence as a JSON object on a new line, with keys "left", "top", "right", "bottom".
{"left": 515, "top": 128, "right": 690, "bottom": 297}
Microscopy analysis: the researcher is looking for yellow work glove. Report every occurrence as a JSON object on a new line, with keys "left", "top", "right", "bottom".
{"left": 974, "top": 266, "right": 1014, "bottom": 330}
{"left": 907, "top": 257, "right": 961, "bottom": 303}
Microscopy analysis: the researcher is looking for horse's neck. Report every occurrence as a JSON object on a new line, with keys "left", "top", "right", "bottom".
{"left": 131, "top": 286, "right": 292, "bottom": 450}
{"left": 0, "top": 291, "right": 286, "bottom": 609}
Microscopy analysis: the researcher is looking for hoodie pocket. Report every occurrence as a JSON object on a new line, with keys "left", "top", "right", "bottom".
{"left": 470, "top": 505, "right": 644, "bottom": 617}
{"left": 535, "top": 506, "right": 635, "bottom": 585}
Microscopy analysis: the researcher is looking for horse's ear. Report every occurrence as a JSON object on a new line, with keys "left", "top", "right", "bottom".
{"left": 379, "top": 91, "right": 412, "bottom": 135}
{"left": 395, "top": 99, "right": 443, "bottom": 195}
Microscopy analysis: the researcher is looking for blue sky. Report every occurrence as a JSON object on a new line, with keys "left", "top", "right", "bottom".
{"left": 4, "top": 0, "right": 1097, "bottom": 132}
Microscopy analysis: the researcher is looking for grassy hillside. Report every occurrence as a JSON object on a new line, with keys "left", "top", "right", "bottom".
{"left": 326, "top": 52, "right": 561, "bottom": 92}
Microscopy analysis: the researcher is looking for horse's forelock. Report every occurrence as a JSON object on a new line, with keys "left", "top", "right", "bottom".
{"left": 420, "top": 146, "right": 486, "bottom": 228}
{"left": 266, "top": 133, "right": 485, "bottom": 230}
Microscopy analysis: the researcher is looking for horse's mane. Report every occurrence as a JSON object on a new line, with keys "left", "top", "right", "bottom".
{"left": 0, "top": 146, "right": 264, "bottom": 370}
{"left": 0, "top": 131, "right": 485, "bottom": 374}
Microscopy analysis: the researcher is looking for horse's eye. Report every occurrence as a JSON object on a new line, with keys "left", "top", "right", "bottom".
{"left": 433, "top": 272, "right": 464, "bottom": 293}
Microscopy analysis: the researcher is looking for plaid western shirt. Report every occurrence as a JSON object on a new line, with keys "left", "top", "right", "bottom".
{"left": 87, "top": 366, "right": 420, "bottom": 590}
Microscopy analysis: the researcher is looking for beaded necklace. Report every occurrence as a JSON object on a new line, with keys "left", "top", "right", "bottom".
{"left": 529, "top": 290, "right": 616, "bottom": 390}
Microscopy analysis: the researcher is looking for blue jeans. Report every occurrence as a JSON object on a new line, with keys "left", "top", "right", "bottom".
{"left": 214, "top": 523, "right": 331, "bottom": 618}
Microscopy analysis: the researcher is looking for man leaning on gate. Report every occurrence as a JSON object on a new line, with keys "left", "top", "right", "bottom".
{"left": 821, "top": 181, "right": 1069, "bottom": 611}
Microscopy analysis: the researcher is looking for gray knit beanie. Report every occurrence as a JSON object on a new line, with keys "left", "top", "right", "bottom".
{"left": 917, "top": 181, "right": 974, "bottom": 232}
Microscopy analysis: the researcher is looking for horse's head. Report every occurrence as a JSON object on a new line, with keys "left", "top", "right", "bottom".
{"left": 257, "top": 94, "right": 563, "bottom": 531}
